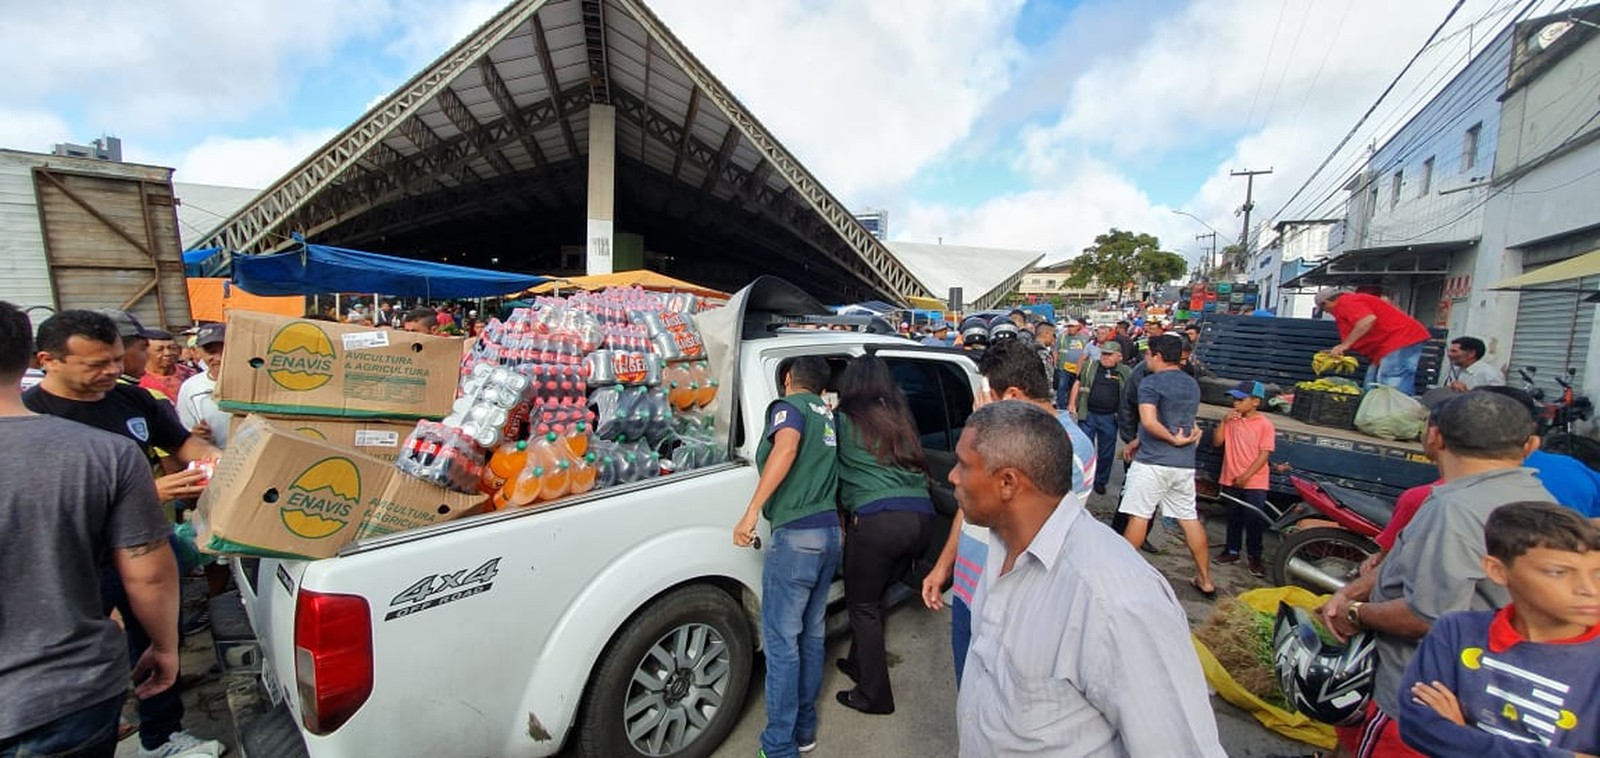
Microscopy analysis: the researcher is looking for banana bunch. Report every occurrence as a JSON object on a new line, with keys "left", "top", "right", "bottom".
{"left": 1296, "top": 377, "right": 1362, "bottom": 395}
{"left": 1312, "top": 351, "right": 1360, "bottom": 376}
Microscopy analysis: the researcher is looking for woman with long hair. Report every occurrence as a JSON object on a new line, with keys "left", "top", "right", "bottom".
{"left": 832, "top": 355, "right": 934, "bottom": 715}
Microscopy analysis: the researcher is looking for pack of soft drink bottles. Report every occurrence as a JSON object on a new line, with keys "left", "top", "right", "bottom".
{"left": 397, "top": 421, "right": 488, "bottom": 494}
{"left": 446, "top": 363, "right": 535, "bottom": 448}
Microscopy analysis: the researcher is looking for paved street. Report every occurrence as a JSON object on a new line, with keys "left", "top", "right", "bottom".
{"left": 133, "top": 466, "right": 1318, "bottom": 758}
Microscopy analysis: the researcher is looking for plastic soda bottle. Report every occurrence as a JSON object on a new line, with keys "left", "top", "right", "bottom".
{"left": 541, "top": 459, "right": 572, "bottom": 501}
{"left": 565, "top": 421, "right": 590, "bottom": 458}
{"left": 482, "top": 440, "right": 528, "bottom": 494}
{"left": 570, "top": 453, "right": 597, "bottom": 494}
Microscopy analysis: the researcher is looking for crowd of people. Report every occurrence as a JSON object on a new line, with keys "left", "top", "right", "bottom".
{"left": 329, "top": 300, "right": 486, "bottom": 339}
{"left": 734, "top": 289, "right": 1600, "bottom": 757}
{"left": 7, "top": 281, "right": 1600, "bottom": 757}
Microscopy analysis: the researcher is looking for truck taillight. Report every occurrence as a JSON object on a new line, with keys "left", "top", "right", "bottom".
{"left": 294, "top": 589, "right": 372, "bottom": 735}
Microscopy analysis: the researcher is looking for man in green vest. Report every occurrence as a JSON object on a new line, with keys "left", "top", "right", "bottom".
{"left": 733, "top": 356, "right": 841, "bottom": 758}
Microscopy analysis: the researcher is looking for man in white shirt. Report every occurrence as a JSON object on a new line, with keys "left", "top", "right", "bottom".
{"left": 176, "top": 324, "right": 230, "bottom": 449}
{"left": 1442, "top": 336, "right": 1504, "bottom": 392}
{"left": 950, "top": 400, "right": 1224, "bottom": 757}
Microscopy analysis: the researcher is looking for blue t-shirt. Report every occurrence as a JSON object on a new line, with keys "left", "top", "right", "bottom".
{"left": 1525, "top": 449, "right": 1600, "bottom": 518}
{"left": 1134, "top": 368, "right": 1201, "bottom": 469}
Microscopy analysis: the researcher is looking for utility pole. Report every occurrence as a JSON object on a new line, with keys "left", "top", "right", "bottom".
{"left": 1195, "top": 232, "right": 1217, "bottom": 281}
{"left": 1230, "top": 168, "right": 1272, "bottom": 277}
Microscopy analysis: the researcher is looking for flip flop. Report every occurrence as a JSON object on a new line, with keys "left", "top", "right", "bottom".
{"left": 117, "top": 720, "right": 137, "bottom": 741}
{"left": 1190, "top": 576, "right": 1218, "bottom": 599}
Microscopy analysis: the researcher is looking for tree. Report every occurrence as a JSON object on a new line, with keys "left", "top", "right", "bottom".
{"left": 1065, "top": 228, "right": 1186, "bottom": 301}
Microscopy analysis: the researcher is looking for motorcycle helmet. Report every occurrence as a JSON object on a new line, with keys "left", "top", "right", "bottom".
{"left": 959, "top": 316, "right": 990, "bottom": 348}
{"left": 1272, "top": 602, "right": 1376, "bottom": 726}
{"left": 989, "top": 315, "right": 1020, "bottom": 342}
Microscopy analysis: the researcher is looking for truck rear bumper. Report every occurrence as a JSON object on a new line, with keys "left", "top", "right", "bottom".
{"left": 211, "top": 591, "right": 309, "bottom": 758}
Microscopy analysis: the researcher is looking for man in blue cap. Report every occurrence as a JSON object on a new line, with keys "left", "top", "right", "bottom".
{"left": 921, "top": 321, "right": 954, "bottom": 347}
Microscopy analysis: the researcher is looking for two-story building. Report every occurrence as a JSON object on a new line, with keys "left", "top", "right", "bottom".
{"left": 1016, "top": 260, "right": 1115, "bottom": 305}
{"left": 1253, "top": 219, "right": 1338, "bottom": 317}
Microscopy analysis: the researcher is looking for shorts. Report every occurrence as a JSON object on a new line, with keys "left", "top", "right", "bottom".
{"left": 1118, "top": 462, "right": 1198, "bottom": 520}
{"left": 1336, "top": 702, "right": 1425, "bottom": 758}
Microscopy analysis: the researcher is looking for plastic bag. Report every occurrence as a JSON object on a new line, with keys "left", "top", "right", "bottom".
{"left": 1190, "top": 586, "right": 1337, "bottom": 749}
{"left": 1354, "top": 385, "right": 1428, "bottom": 441}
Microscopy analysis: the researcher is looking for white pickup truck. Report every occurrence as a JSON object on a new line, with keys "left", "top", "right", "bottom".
{"left": 212, "top": 278, "right": 978, "bottom": 758}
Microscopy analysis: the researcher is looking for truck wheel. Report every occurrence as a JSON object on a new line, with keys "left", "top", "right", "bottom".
{"left": 1270, "top": 527, "right": 1378, "bottom": 595}
{"left": 577, "top": 585, "right": 753, "bottom": 758}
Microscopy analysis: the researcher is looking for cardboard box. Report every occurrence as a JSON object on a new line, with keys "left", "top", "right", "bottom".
{"left": 228, "top": 415, "right": 415, "bottom": 463}
{"left": 196, "top": 416, "right": 484, "bottom": 559}
{"left": 216, "top": 311, "right": 463, "bottom": 420}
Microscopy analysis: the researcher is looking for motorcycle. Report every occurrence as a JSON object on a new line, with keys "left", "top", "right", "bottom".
{"left": 1252, "top": 473, "right": 1392, "bottom": 594}
{"left": 1519, "top": 366, "right": 1600, "bottom": 471}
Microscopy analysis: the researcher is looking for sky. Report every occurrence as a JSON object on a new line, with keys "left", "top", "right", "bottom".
{"left": 0, "top": 0, "right": 1565, "bottom": 269}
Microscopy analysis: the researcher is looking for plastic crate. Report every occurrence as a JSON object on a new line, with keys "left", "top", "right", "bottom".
{"left": 1289, "top": 387, "right": 1361, "bottom": 430}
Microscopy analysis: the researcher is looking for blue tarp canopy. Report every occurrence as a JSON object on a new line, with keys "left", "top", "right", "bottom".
{"left": 183, "top": 248, "right": 224, "bottom": 277}
{"left": 229, "top": 240, "right": 547, "bottom": 299}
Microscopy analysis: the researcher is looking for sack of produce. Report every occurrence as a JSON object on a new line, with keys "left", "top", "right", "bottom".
{"left": 1354, "top": 385, "right": 1428, "bottom": 441}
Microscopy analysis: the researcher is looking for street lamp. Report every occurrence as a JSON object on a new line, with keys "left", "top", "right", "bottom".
{"left": 1170, "top": 210, "right": 1239, "bottom": 280}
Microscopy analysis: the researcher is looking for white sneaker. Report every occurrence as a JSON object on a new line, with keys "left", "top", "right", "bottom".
{"left": 798, "top": 739, "right": 818, "bottom": 753}
{"left": 138, "top": 731, "right": 226, "bottom": 758}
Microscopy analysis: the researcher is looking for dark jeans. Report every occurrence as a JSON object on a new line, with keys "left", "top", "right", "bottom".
{"left": 1082, "top": 411, "right": 1119, "bottom": 490}
{"left": 0, "top": 693, "right": 121, "bottom": 758}
{"left": 950, "top": 597, "right": 971, "bottom": 689}
{"left": 1222, "top": 486, "right": 1268, "bottom": 559}
{"left": 99, "top": 558, "right": 184, "bottom": 750}
{"left": 841, "top": 509, "right": 931, "bottom": 712}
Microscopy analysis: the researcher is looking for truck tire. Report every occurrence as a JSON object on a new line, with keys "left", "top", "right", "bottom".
{"left": 577, "top": 585, "right": 753, "bottom": 758}
{"left": 1270, "top": 526, "right": 1378, "bottom": 595}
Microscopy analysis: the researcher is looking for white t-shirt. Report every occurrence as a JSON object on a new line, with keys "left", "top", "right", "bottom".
{"left": 177, "top": 371, "right": 231, "bottom": 449}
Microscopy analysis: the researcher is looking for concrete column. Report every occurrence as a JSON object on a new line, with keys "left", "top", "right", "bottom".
{"left": 586, "top": 104, "right": 616, "bottom": 276}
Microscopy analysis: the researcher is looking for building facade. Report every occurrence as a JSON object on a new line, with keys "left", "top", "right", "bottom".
{"left": 1255, "top": 219, "right": 1337, "bottom": 317}
{"left": 1016, "top": 260, "right": 1115, "bottom": 304}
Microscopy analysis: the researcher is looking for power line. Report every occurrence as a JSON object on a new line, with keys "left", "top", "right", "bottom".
{"left": 1244, "top": 1, "right": 1290, "bottom": 134}
{"left": 1259, "top": 2, "right": 1314, "bottom": 133}
{"left": 1269, "top": 0, "right": 1472, "bottom": 222}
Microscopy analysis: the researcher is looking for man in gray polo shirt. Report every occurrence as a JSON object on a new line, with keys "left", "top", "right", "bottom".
{"left": 1318, "top": 391, "right": 1554, "bottom": 758}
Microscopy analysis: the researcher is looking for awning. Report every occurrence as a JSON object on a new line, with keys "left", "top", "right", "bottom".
{"left": 1491, "top": 248, "right": 1600, "bottom": 291}
{"left": 905, "top": 295, "right": 948, "bottom": 311}
{"left": 1281, "top": 239, "right": 1471, "bottom": 289}
{"left": 523, "top": 270, "right": 727, "bottom": 299}
{"left": 182, "top": 247, "right": 224, "bottom": 277}
{"left": 232, "top": 239, "right": 547, "bottom": 299}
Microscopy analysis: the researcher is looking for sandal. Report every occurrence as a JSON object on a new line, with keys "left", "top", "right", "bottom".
{"left": 1190, "top": 576, "right": 1218, "bottom": 599}
{"left": 117, "top": 720, "right": 137, "bottom": 741}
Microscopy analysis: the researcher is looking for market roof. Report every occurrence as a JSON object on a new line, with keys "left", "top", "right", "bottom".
{"left": 173, "top": 182, "right": 260, "bottom": 249}
{"left": 883, "top": 241, "right": 1044, "bottom": 311}
{"left": 192, "top": 0, "right": 926, "bottom": 305}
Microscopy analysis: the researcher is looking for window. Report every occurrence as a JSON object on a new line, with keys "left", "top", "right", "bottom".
{"left": 885, "top": 358, "right": 972, "bottom": 453}
{"left": 1390, "top": 170, "right": 1404, "bottom": 209}
{"left": 1420, "top": 157, "right": 1434, "bottom": 196}
{"left": 1462, "top": 123, "right": 1482, "bottom": 171}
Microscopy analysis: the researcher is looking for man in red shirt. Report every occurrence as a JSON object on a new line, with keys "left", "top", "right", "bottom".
{"left": 1316, "top": 288, "right": 1431, "bottom": 394}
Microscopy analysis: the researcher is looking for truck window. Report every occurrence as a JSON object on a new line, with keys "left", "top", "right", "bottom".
{"left": 883, "top": 358, "right": 972, "bottom": 452}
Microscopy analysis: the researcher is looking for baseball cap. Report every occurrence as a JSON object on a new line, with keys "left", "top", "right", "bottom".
{"left": 95, "top": 309, "right": 154, "bottom": 340}
{"left": 1100, "top": 341, "right": 1122, "bottom": 355}
{"left": 1314, "top": 287, "right": 1344, "bottom": 305}
{"left": 1227, "top": 380, "right": 1266, "bottom": 400}
{"left": 932, "top": 320, "right": 950, "bottom": 331}
{"left": 195, "top": 323, "right": 226, "bottom": 347}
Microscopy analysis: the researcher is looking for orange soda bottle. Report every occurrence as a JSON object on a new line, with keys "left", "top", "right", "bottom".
{"left": 482, "top": 440, "right": 529, "bottom": 494}
{"left": 564, "top": 421, "right": 590, "bottom": 458}
{"left": 691, "top": 362, "right": 717, "bottom": 407}
{"left": 570, "top": 452, "right": 597, "bottom": 494}
{"left": 505, "top": 461, "right": 543, "bottom": 507}
{"left": 540, "top": 459, "right": 572, "bottom": 501}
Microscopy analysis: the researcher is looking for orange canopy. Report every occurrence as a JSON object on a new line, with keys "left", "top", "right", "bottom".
{"left": 523, "top": 270, "right": 727, "bottom": 300}
{"left": 186, "top": 278, "right": 305, "bottom": 323}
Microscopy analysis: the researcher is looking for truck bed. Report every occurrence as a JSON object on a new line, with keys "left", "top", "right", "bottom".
{"left": 1194, "top": 403, "right": 1434, "bottom": 499}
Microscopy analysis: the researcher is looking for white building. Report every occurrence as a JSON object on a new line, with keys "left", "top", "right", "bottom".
{"left": 1256, "top": 219, "right": 1337, "bottom": 317}
{"left": 1476, "top": 9, "right": 1600, "bottom": 399}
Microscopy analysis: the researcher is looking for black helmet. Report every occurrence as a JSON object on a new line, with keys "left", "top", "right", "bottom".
{"left": 1272, "top": 602, "right": 1376, "bottom": 726}
{"left": 959, "top": 316, "right": 990, "bottom": 347}
{"left": 989, "top": 316, "right": 1020, "bottom": 341}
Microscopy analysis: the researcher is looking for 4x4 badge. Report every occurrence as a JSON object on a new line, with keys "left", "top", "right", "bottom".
{"left": 385, "top": 557, "right": 501, "bottom": 621}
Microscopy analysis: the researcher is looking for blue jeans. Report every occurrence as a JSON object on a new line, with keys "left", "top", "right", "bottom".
{"left": 0, "top": 693, "right": 121, "bottom": 758}
{"left": 1083, "top": 412, "right": 1119, "bottom": 489}
{"left": 950, "top": 597, "right": 972, "bottom": 689}
{"left": 1364, "top": 340, "right": 1425, "bottom": 393}
{"left": 760, "top": 524, "right": 842, "bottom": 758}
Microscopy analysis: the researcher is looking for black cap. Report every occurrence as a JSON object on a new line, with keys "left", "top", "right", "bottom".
{"left": 195, "top": 323, "right": 226, "bottom": 347}
{"left": 95, "top": 309, "right": 153, "bottom": 340}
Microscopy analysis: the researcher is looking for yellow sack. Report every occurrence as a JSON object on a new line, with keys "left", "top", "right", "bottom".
{"left": 1189, "top": 586, "right": 1338, "bottom": 749}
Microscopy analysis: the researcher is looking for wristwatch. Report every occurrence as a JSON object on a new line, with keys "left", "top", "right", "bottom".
{"left": 1345, "top": 601, "right": 1365, "bottom": 629}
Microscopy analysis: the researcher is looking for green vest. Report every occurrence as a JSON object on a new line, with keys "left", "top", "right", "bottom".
{"left": 836, "top": 414, "right": 930, "bottom": 512}
{"left": 756, "top": 392, "right": 840, "bottom": 528}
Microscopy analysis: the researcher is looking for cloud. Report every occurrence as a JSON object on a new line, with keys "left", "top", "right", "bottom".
{"left": 170, "top": 131, "right": 339, "bottom": 188}
{"left": 0, "top": 109, "right": 71, "bottom": 154}
{"left": 652, "top": 0, "right": 1028, "bottom": 198}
